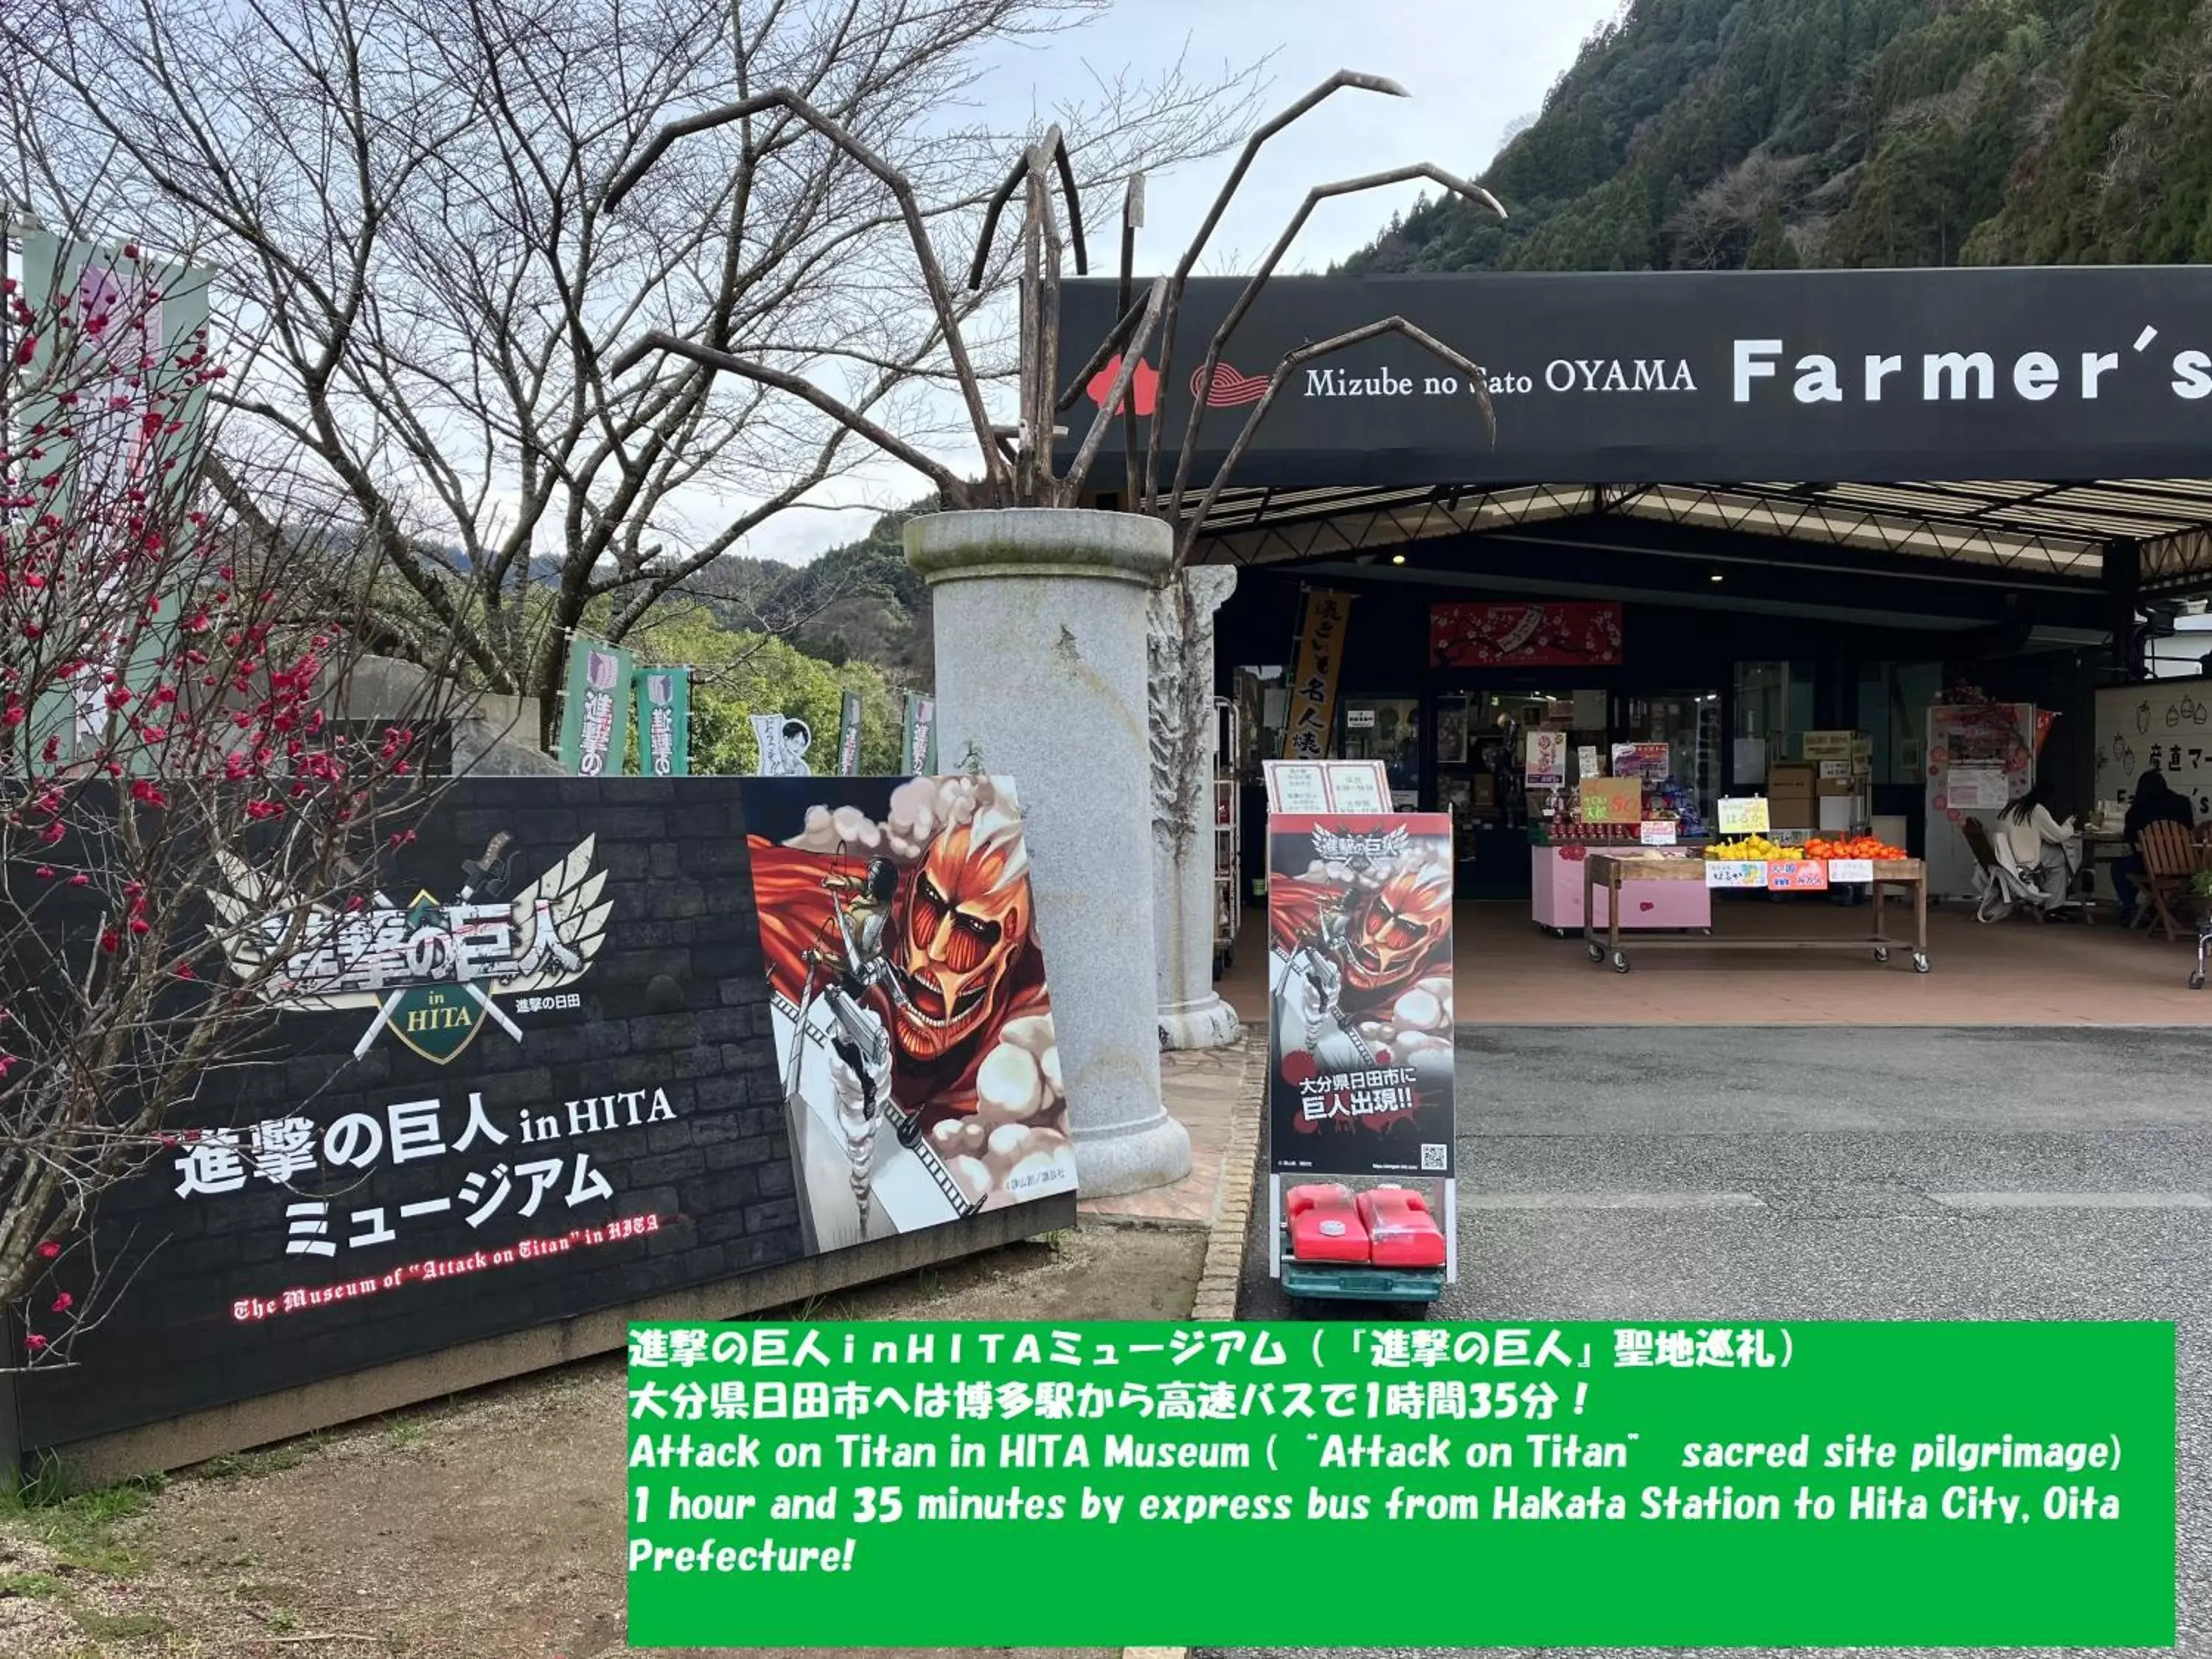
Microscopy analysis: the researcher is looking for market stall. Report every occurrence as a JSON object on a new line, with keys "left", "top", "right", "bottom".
{"left": 1531, "top": 755, "right": 1714, "bottom": 935}
{"left": 1581, "top": 831, "right": 1927, "bottom": 974}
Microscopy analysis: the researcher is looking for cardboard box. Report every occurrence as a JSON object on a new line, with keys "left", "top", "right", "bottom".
{"left": 1770, "top": 797, "right": 1820, "bottom": 831}
{"left": 1767, "top": 761, "right": 1818, "bottom": 800}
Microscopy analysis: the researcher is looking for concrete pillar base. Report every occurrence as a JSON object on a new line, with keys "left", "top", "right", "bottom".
{"left": 908, "top": 508, "right": 1192, "bottom": 1198}
{"left": 1158, "top": 994, "right": 1244, "bottom": 1052}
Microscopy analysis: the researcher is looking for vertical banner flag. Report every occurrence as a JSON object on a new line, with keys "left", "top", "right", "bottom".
{"left": 557, "top": 635, "right": 634, "bottom": 776}
{"left": 17, "top": 230, "right": 216, "bottom": 515}
{"left": 1281, "top": 588, "right": 1355, "bottom": 761}
{"left": 837, "top": 691, "right": 863, "bottom": 775}
{"left": 634, "top": 666, "right": 691, "bottom": 777}
{"left": 903, "top": 692, "right": 938, "bottom": 773}
{"left": 18, "top": 232, "right": 216, "bottom": 767}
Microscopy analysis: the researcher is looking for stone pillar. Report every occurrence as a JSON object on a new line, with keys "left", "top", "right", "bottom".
{"left": 1151, "top": 566, "right": 1243, "bottom": 1049}
{"left": 906, "top": 509, "right": 1191, "bottom": 1197}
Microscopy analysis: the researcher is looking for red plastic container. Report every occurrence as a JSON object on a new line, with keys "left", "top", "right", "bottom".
{"left": 1357, "top": 1187, "right": 1447, "bottom": 1269}
{"left": 1286, "top": 1183, "right": 1371, "bottom": 1264}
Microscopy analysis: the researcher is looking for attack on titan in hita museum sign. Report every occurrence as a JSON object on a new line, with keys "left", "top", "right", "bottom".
{"left": 13, "top": 775, "right": 1068, "bottom": 1455}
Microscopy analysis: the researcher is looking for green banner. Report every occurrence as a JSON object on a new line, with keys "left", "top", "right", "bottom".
{"left": 627, "top": 1319, "right": 2174, "bottom": 1649}
{"left": 635, "top": 666, "right": 690, "bottom": 777}
{"left": 836, "top": 691, "right": 862, "bottom": 776}
{"left": 18, "top": 232, "right": 212, "bottom": 770}
{"left": 557, "top": 635, "right": 633, "bottom": 776}
{"left": 902, "top": 692, "right": 937, "bottom": 774}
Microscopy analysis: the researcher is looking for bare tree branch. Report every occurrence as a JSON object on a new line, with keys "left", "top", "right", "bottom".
{"left": 1178, "top": 317, "right": 1492, "bottom": 562}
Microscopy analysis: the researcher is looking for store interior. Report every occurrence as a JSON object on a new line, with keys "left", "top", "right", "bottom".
{"left": 1197, "top": 481, "right": 2212, "bottom": 1018}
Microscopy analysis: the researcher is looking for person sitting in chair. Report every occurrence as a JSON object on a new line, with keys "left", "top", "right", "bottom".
{"left": 2114, "top": 768, "right": 2195, "bottom": 926}
{"left": 1995, "top": 783, "right": 2081, "bottom": 911}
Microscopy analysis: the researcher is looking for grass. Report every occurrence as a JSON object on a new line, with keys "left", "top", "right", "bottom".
{"left": 379, "top": 1419, "right": 425, "bottom": 1450}
{"left": 70, "top": 1608, "right": 172, "bottom": 1641}
{"left": 193, "top": 1432, "right": 326, "bottom": 1484}
{"left": 0, "top": 1471, "right": 165, "bottom": 1576}
{"left": 0, "top": 1569, "right": 66, "bottom": 1599}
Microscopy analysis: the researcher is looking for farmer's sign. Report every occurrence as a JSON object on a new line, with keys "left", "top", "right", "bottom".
{"left": 1057, "top": 266, "right": 2212, "bottom": 487}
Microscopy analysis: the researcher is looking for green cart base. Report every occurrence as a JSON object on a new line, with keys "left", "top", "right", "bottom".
{"left": 1280, "top": 1249, "right": 1446, "bottom": 1305}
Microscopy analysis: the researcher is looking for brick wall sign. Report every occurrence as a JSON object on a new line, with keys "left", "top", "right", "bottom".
{"left": 14, "top": 774, "right": 1067, "bottom": 1455}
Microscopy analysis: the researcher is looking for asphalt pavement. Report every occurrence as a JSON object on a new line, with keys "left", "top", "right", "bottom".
{"left": 1221, "top": 1025, "right": 2209, "bottom": 1659}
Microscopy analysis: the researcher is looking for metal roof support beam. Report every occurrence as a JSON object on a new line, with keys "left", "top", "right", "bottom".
{"left": 2106, "top": 540, "right": 2143, "bottom": 682}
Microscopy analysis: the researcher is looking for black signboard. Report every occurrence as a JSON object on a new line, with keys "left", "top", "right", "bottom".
{"left": 15, "top": 774, "right": 1068, "bottom": 1454}
{"left": 1057, "top": 268, "right": 2212, "bottom": 487}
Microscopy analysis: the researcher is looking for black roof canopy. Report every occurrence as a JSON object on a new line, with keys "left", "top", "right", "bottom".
{"left": 1057, "top": 271, "right": 2212, "bottom": 596}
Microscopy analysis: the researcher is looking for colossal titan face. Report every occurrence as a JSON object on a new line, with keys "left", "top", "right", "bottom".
{"left": 1341, "top": 860, "right": 1451, "bottom": 994}
{"left": 894, "top": 813, "right": 1032, "bottom": 1060}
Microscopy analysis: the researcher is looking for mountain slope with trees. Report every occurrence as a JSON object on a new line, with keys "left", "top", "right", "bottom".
{"left": 1349, "top": 0, "right": 2212, "bottom": 275}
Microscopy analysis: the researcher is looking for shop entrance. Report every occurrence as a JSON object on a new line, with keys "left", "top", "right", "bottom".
{"left": 1070, "top": 264, "right": 2212, "bottom": 1019}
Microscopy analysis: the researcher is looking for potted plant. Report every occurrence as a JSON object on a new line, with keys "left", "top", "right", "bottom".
{"left": 603, "top": 75, "right": 1503, "bottom": 1193}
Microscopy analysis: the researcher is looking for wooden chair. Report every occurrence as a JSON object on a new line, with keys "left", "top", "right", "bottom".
{"left": 2136, "top": 819, "right": 2199, "bottom": 941}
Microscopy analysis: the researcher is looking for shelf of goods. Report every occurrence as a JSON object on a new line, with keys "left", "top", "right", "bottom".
{"left": 1580, "top": 844, "right": 1928, "bottom": 975}
{"left": 1212, "top": 698, "right": 1240, "bottom": 973}
{"left": 1531, "top": 837, "right": 1711, "bottom": 934}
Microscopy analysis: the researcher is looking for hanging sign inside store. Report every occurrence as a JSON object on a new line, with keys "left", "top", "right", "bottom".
{"left": 1639, "top": 820, "right": 1678, "bottom": 846}
{"left": 1610, "top": 741, "right": 1672, "bottom": 779}
{"left": 1430, "top": 601, "right": 1624, "bottom": 668}
{"left": 1281, "top": 588, "right": 1356, "bottom": 761}
{"left": 1718, "top": 796, "right": 1772, "bottom": 834}
{"left": 1526, "top": 729, "right": 1567, "bottom": 789}
{"left": 1060, "top": 268, "right": 2212, "bottom": 487}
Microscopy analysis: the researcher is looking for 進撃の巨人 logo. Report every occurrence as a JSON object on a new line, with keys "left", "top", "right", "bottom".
{"left": 1310, "top": 825, "right": 1410, "bottom": 872}
{"left": 204, "top": 834, "right": 609, "bottom": 1064}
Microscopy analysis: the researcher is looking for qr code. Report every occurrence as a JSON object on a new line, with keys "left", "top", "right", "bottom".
{"left": 1419, "top": 1143, "right": 1447, "bottom": 1172}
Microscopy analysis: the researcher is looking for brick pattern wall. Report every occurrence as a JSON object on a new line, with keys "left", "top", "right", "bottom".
{"left": 19, "top": 778, "right": 800, "bottom": 1450}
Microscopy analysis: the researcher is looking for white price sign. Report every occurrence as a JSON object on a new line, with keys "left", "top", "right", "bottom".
{"left": 1717, "top": 796, "right": 1770, "bottom": 835}
{"left": 1827, "top": 858, "right": 1874, "bottom": 883}
{"left": 1703, "top": 860, "right": 1768, "bottom": 889}
{"left": 1639, "top": 821, "right": 1678, "bottom": 846}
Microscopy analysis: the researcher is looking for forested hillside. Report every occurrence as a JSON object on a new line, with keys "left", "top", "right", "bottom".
{"left": 1349, "top": 0, "right": 2212, "bottom": 274}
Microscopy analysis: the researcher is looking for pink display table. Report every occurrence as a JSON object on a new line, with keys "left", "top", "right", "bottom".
{"left": 1531, "top": 844, "right": 1712, "bottom": 934}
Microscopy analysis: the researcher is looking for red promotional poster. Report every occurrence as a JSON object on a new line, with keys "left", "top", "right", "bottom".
{"left": 1430, "top": 601, "right": 1624, "bottom": 667}
{"left": 746, "top": 773, "right": 1072, "bottom": 1253}
{"left": 1266, "top": 813, "right": 1455, "bottom": 1178}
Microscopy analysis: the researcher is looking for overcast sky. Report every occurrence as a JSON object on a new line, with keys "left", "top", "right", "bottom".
{"left": 741, "top": 0, "right": 1621, "bottom": 563}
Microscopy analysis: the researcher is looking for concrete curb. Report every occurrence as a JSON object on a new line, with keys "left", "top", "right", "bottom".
{"left": 1119, "top": 1028, "right": 1262, "bottom": 1659}
{"left": 1190, "top": 1024, "right": 1264, "bottom": 1323}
